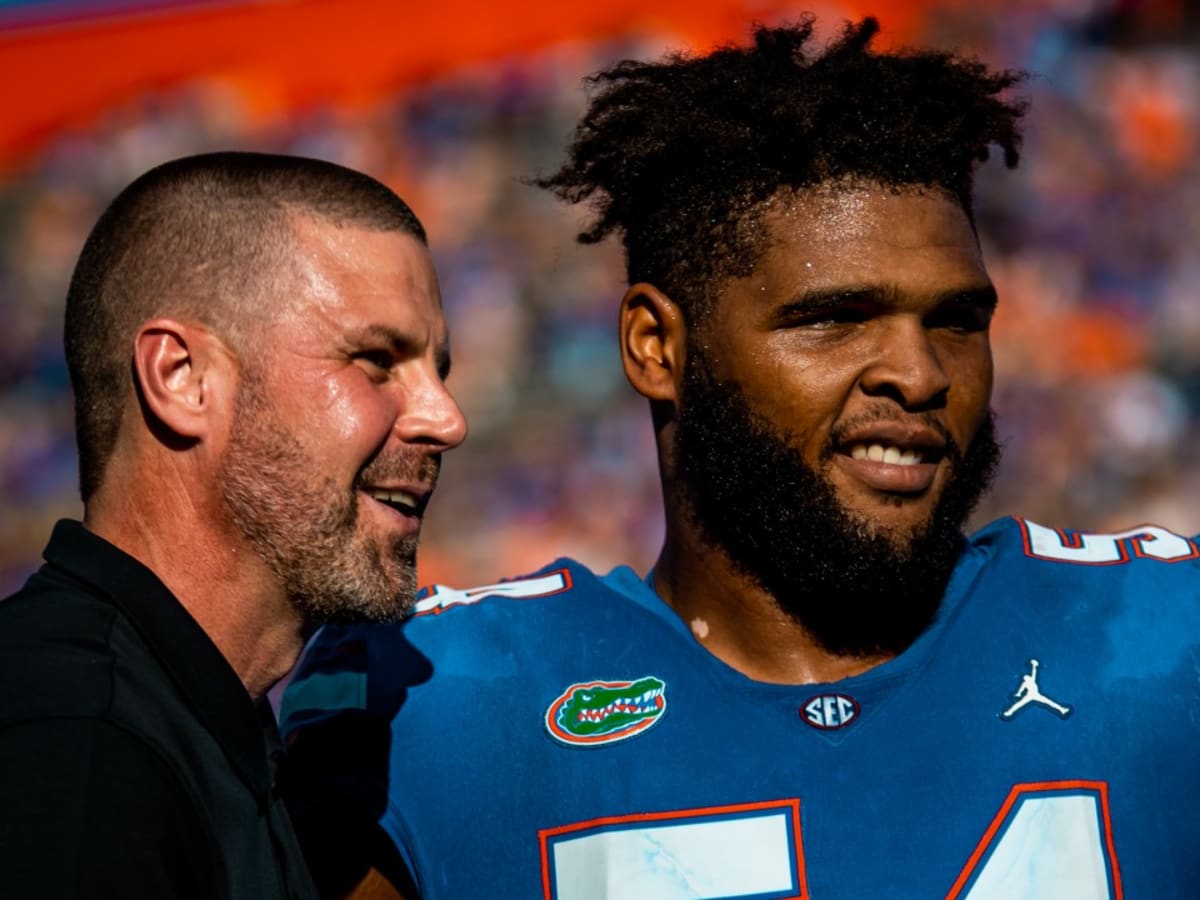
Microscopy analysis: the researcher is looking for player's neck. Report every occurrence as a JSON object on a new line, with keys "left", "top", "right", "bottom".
{"left": 651, "top": 534, "right": 894, "bottom": 686}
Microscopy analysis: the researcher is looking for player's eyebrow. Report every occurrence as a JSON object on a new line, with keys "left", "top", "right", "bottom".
{"left": 777, "top": 287, "right": 883, "bottom": 313}
{"left": 774, "top": 283, "right": 998, "bottom": 318}
{"left": 931, "top": 284, "right": 999, "bottom": 313}
{"left": 771, "top": 287, "right": 897, "bottom": 324}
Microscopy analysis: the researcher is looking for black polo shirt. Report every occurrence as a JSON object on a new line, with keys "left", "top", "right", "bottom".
{"left": 0, "top": 520, "right": 319, "bottom": 900}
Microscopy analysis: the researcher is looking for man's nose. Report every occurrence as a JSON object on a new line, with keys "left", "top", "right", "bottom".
{"left": 858, "top": 318, "right": 950, "bottom": 411}
{"left": 392, "top": 371, "right": 468, "bottom": 451}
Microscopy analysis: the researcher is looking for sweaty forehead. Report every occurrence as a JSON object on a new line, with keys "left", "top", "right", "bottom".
{"left": 764, "top": 182, "right": 974, "bottom": 247}
{"left": 285, "top": 219, "right": 440, "bottom": 314}
{"left": 290, "top": 215, "right": 434, "bottom": 285}
{"left": 738, "top": 183, "right": 986, "bottom": 291}
{"left": 699, "top": 183, "right": 991, "bottom": 331}
{"left": 252, "top": 215, "right": 446, "bottom": 355}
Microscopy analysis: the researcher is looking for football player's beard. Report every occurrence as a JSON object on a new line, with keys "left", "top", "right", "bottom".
{"left": 674, "top": 350, "right": 1000, "bottom": 659}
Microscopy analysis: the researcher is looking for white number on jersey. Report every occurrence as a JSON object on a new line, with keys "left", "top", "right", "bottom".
{"left": 538, "top": 783, "right": 1119, "bottom": 899}
{"left": 1020, "top": 519, "right": 1197, "bottom": 565}
{"left": 540, "top": 800, "right": 804, "bottom": 900}
{"left": 950, "top": 782, "right": 1119, "bottom": 899}
{"left": 414, "top": 569, "right": 572, "bottom": 616}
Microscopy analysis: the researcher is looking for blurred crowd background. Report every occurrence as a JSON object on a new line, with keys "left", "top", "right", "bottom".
{"left": 2, "top": 0, "right": 1199, "bottom": 595}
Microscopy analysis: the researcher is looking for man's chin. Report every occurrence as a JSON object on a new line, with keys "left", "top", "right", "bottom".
{"left": 284, "top": 548, "right": 418, "bottom": 627}
{"left": 291, "top": 584, "right": 410, "bottom": 627}
{"left": 831, "top": 493, "right": 942, "bottom": 551}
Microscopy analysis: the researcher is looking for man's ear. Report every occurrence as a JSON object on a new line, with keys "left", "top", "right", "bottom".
{"left": 620, "top": 282, "right": 687, "bottom": 404}
{"left": 132, "top": 318, "right": 233, "bottom": 441}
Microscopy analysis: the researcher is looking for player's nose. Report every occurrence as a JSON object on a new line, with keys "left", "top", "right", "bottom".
{"left": 859, "top": 317, "right": 950, "bottom": 410}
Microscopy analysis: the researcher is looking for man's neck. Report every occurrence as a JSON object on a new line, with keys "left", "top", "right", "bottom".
{"left": 650, "top": 533, "right": 894, "bottom": 685}
{"left": 84, "top": 486, "right": 306, "bottom": 701}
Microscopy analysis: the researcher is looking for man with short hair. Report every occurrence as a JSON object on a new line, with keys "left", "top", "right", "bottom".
{"left": 0, "top": 152, "right": 466, "bottom": 899}
{"left": 282, "top": 18, "right": 1200, "bottom": 899}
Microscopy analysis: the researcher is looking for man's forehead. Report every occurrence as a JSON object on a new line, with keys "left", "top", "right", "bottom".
{"left": 284, "top": 217, "right": 437, "bottom": 300}
{"left": 706, "top": 181, "right": 989, "bottom": 314}
{"left": 762, "top": 181, "right": 969, "bottom": 242}
{"left": 287, "top": 212, "right": 429, "bottom": 268}
{"left": 254, "top": 215, "right": 445, "bottom": 352}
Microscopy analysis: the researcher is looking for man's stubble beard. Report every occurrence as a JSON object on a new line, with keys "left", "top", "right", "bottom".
{"left": 219, "top": 374, "right": 425, "bottom": 626}
{"left": 673, "top": 349, "right": 1001, "bottom": 660}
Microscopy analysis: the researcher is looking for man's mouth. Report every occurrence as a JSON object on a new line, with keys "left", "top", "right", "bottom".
{"left": 834, "top": 428, "right": 948, "bottom": 495}
{"left": 847, "top": 443, "right": 925, "bottom": 466}
{"left": 365, "top": 489, "right": 421, "bottom": 515}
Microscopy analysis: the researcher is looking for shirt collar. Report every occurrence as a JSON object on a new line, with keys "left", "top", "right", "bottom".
{"left": 42, "top": 519, "right": 273, "bottom": 800}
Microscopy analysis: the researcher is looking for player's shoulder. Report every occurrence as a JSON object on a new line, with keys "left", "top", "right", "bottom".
{"left": 281, "top": 557, "right": 633, "bottom": 731}
{"left": 407, "top": 556, "right": 607, "bottom": 623}
{"left": 287, "top": 559, "right": 614, "bottom": 680}
{"left": 968, "top": 515, "right": 1200, "bottom": 584}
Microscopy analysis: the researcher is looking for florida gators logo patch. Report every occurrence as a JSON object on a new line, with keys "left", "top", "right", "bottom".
{"left": 546, "top": 677, "right": 667, "bottom": 746}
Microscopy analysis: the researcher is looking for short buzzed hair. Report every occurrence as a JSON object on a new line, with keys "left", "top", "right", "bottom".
{"left": 64, "top": 151, "right": 427, "bottom": 501}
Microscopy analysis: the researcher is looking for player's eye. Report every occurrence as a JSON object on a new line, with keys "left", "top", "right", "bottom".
{"left": 812, "top": 306, "right": 869, "bottom": 327}
{"left": 776, "top": 291, "right": 878, "bottom": 332}
{"left": 928, "top": 302, "right": 993, "bottom": 334}
{"left": 780, "top": 304, "right": 868, "bottom": 329}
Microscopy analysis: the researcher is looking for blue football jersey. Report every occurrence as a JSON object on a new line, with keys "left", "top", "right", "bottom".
{"left": 280, "top": 518, "right": 1200, "bottom": 899}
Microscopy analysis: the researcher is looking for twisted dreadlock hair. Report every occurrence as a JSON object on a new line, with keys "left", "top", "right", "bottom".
{"left": 537, "top": 16, "right": 1026, "bottom": 321}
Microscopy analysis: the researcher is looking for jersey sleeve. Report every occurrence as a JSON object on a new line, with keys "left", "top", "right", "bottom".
{"left": 0, "top": 717, "right": 223, "bottom": 900}
{"left": 279, "top": 565, "right": 589, "bottom": 899}
{"left": 280, "top": 624, "right": 418, "bottom": 898}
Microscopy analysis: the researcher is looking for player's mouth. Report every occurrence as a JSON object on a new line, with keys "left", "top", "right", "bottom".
{"left": 847, "top": 443, "right": 925, "bottom": 466}
{"left": 834, "top": 428, "right": 946, "bottom": 494}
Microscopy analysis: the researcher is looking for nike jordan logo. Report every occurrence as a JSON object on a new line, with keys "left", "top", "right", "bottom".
{"left": 1000, "top": 658, "right": 1072, "bottom": 720}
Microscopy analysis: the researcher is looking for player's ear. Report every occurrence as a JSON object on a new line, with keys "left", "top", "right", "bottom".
{"left": 132, "top": 318, "right": 236, "bottom": 441}
{"left": 620, "top": 282, "right": 686, "bottom": 405}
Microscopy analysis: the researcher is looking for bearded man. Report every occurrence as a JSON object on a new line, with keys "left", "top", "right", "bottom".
{"left": 282, "top": 18, "right": 1200, "bottom": 899}
{"left": 0, "top": 152, "right": 466, "bottom": 899}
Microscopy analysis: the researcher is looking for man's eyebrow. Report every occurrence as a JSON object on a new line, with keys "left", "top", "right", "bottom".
{"left": 933, "top": 284, "right": 999, "bottom": 311}
{"left": 352, "top": 323, "right": 410, "bottom": 348}
{"left": 774, "top": 287, "right": 892, "bottom": 317}
{"left": 776, "top": 284, "right": 998, "bottom": 315}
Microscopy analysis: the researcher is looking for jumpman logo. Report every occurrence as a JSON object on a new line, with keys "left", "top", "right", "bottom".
{"left": 999, "top": 659, "right": 1072, "bottom": 720}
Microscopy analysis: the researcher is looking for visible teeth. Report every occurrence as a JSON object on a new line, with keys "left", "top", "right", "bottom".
{"left": 369, "top": 490, "right": 417, "bottom": 510}
{"left": 848, "top": 444, "right": 923, "bottom": 466}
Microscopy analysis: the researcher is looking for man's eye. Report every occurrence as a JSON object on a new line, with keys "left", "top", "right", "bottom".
{"left": 355, "top": 350, "right": 393, "bottom": 371}
{"left": 794, "top": 307, "right": 868, "bottom": 329}
{"left": 930, "top": 305, "right": 993, "bottom": 333}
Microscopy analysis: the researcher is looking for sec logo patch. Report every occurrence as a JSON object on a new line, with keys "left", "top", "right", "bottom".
{"left": 800, "top": 693, "right": 859, "bottom": 730}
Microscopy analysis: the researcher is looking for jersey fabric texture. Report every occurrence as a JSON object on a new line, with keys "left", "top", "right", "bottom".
{"left": 281, "top": 517, "right": 1200, "bottom": 899}
{"left": 0, "top": 520, "right": 319, "bottom": 900}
